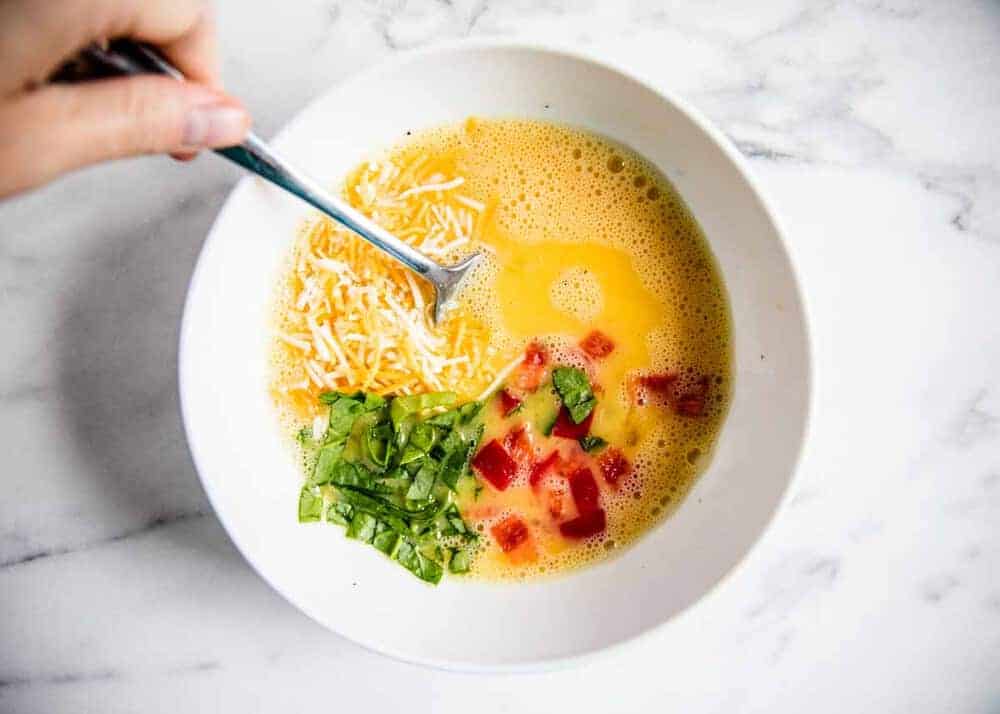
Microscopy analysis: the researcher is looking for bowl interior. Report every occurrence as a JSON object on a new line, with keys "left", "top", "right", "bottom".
{"left": 180, "top": 44, "right": 810, "bottom": 670}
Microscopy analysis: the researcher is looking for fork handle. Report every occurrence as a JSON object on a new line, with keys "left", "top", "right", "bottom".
{"left": 66, "top": 39, "right": 446, "bottom": 282}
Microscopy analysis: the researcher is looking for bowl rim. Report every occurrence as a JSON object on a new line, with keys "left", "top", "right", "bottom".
{"left": 178, "top": 37, "right": 815, "bottom": 673}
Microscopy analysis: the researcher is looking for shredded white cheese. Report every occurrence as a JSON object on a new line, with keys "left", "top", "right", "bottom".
{"left": 273, "top": 156, "right": 508, "bottom": 403}
{"left": 398, "top": 176, "right": 465, "bottom": 199}
{"left": 476, "top": 354, "right": 526, "bottom": 402}
{"left": 454, "top": 194, "right": 485, "bottom": 212}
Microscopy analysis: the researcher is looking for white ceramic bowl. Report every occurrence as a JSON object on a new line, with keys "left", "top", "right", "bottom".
{"left": 179, "top": 41, "right": 811, "bottom": 671}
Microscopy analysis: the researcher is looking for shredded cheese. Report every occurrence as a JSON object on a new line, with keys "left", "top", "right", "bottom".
{"left": 398, "top": 176, "right": 465, "bottom": 199}
{"left": 476, "top": 354, "right": 526, "bottom": 402}
{"left": 455, "top": 194, "right": 485, "bottom": 212}
{"left": 273, "top": 153, "right": 506, "bottom": 406}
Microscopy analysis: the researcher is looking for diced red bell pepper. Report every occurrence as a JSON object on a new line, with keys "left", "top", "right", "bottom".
{"left": 491, "top": 515, "right": 531, "bottom": 552}
{"left": 675, "top": 376, "right": 710, "bottom": 417}
{"left": 512, "top": 364, "right": 546, "bottom": 392}
{"left": 529, "top": 450, "right": 561, "bottom": 488}
{"left": 550, "top": 406, "right": 594, "bottom": 439}
{"left": 523, "top": 341, "right": 548, "bottom": 367}
{"left": 627, "top": 375, "right": 644, "bottom": 405}
{"left": 511, "top": 342, "right": 549, "bottom": 391}
{"left": 544, "top": 489, "right": 566, "bottom": 519}
{"left": 642, "top": 372, "right": 679, "bottom": 392}
{"left": 629, "top": 372, "right": 680, "bottom": 406}
{"left": 568, "top": 466, "right": 600, "bottom": 515}
{"left": 580, "top": 330, "right": 615, "bottom": 360}
{"left": 463, "top": 503, "right": 500, "bottom": 521}
{"left": 598, "top": 448, "right": 631, "bottom": 488}
{"left": 675, "top": 396, "right": 705, "bottom": 416}
{"left": 559, "top": 509, "right": 606, "bottom": 539}
{"left": 472, "top": 439, "right": 517, "bottom": 491}
{"left": 498, "top": 388, "right": 522, "bottom": 417}
{"left": 503, "top": 424, "right": 534, "bottom": 465}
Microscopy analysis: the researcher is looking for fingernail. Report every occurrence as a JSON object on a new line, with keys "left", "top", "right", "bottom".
{"left": 182, "top": 104, "right": 249, "bottom": 148}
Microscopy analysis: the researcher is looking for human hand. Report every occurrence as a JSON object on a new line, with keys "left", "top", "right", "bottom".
{"left": 0, "top": 0, "right": 251, "bottom": 198}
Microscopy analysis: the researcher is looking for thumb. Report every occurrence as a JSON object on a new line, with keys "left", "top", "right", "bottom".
{"left": 0, "top": 75, "right": 250, "bottom": 196}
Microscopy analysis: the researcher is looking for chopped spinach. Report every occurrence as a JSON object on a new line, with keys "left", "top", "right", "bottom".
{"left": 418, "top": 553, "right": 444, "bottom": 584}
{"left": 552, "top": 367, "right": 597, "bottom": 424}
{"left": 394, "top": 539, "right": 421, "bottom": 577}
{"left": 426, "top": 409, "right": 459, "bottom": 428}
{"left": 365, "top": 421, "right": 393, "bottom": 468}
{"left": 578, "top": 435, "right": 608, "bottom": 453}
{"left": 389, "top": 391, "right": 456, "bottom": 426}
{"left": 443, "top": 504, "right": 472, "bottom": 537}
{"left": 325, "top": 500, "right": 353, "bottom": 525}
{"left": 310, "top": 443, "right": 343, "bottom": 485}
{"left": 346, "top": 511, "right": 378, "bottom": 542}
{"left": 391, "top": 538, "right": 442, "bottom": 583}
{"left": 438, "top": 422, "right": 483, "bottom": 491}
{"left": 298, "top": 486, "right": 323, "bottom": 522}
{"left": 405, "top": 462, "right": 437, "bottom": 500}
{"left": 372, "top": 529, "right": 400, "bottom": 555}
{"left": 399, "top": 444, "right": 426, "bottom": 465}
{"left": 409, "top": 422, "right": 437, "bottom": 452}
{"left": 459, "top": 400, "right": 484, "bottom": 422}
{"left": 542, "top": 412, "right": 558, "bottom": 437}
{"left": 449, "top": 548, "right": 472, "bottom": 574}
{"left": 327, "top": 396, "right": 364, "bottom": 442}
{"left": 296, "top": 389, "right": 480, "bottom": 584}
{"left": 335, "top": 486, "right": 440, "bottom": 521}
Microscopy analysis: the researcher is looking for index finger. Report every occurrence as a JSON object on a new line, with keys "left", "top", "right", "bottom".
{"left": 113, "top": 0, "right": 220, "bottom": 87}
{"left": 0, "top": 0, "right": 218, "bottom": 93}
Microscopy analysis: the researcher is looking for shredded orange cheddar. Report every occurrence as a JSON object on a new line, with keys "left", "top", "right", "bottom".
{"left": 271, "top": 152, "right": 505, "bottom": 421}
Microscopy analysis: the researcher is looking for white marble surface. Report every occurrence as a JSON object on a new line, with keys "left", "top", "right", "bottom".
{"left": 2, "top": 0, "right": 999, "bottom": 711}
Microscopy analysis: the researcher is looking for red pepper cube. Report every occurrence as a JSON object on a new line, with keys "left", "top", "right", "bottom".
{"left": 675, "top": 376, "right": 710, "bottom": 417}
{"left": 580, "top": 330, "right": 615, "bottom": 360}
{"left": 512, "top": 343, "right": 549, "bottom": 392}
{"left": 627, "top": 375, "right": 645, "bottom": 405}
{"left": 675, "top": 396, "right": 705, "bottom": 417}
{"left": 503, "top": 424, "right": 535, "bottom": 466}
{"left": 472, "top": 439, "right": 517, "bottom": 491}
{"left": 491, "top": 515, "right": 531, "bottom": 552}
{"left": 568, "top": 466, "right": 600, "bottom": 515}
{"left": 513, "top": 365, "right": 545, "bottom": 392}
{"left": 559, "top": 509, "right": 606, "bottom": 539}
{"left": 598, "top": 448, "right": 632, "bottom": 488}
{"left": 629, "top": 372, "right": 678, "bottom": 406}
{"left": 641, "top": 373, "right": 679, "bottom": 393}
{"left": 529, "top": 450, "right": 561, "bottom": 488}
{"left": 550, "top": 406, "right": 594, "bottom": 439}
{"left": 545, "top": 490, "right": 566, "bottom": 519}
{"left": 498, "top": 388, "right": 522, "bottom": 417}
{"left": 632, "top": 370, "right": 708, "bottom": 415}
{"left": 523, "top": 341, "right": 548, "bottom": 367}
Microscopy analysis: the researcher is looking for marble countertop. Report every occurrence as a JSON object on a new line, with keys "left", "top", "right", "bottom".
{"left": 2, "top": 1, "right": 999, "bottom": 711}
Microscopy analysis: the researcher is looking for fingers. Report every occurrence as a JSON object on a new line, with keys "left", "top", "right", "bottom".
{"left": 158, "top": 5, "right": 220, "bottom": 88}
{"left": 105, "top": 0, "right": 221, "bottom": 88}
{"left": 0, "top": 75, "right": 250, "bottom": 197}
{"left": 160, "top": 9, "right": 218, "bottom": 165}
{"left": 0, "top": 0, "right": 214, "bottom": 94}
{"left": 160, "top": 5, "right": 221, "bottom": 161}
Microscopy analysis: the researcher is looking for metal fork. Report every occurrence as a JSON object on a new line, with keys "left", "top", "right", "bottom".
{"left": 64, "top": 39, "right": 482, "bottom": 323}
